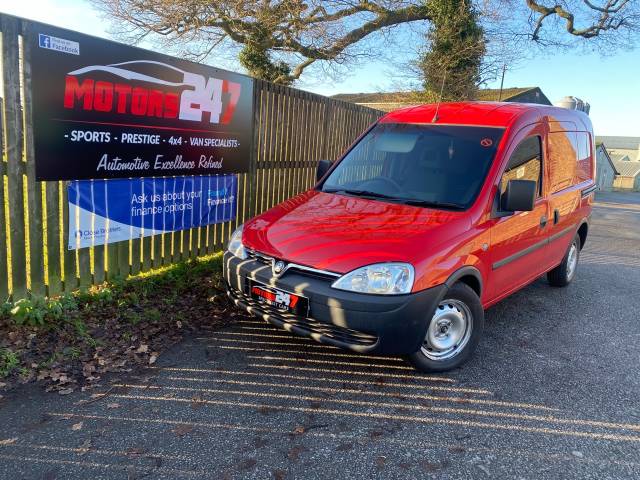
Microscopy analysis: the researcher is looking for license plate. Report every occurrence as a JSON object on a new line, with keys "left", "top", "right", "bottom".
{"left": 249, "top": 281, "right": 309, "bottom": 317}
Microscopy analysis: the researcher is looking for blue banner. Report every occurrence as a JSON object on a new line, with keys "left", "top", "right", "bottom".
{"left": 68, "top": 175, "right": 237, "bottom": 249}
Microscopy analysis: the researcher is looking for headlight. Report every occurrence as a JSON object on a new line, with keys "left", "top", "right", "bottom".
{"left": 331, "top": 263, "right": 414, "bottom": 295}
{"left": 227, "top": 224, "right": 247, "bottom": 259}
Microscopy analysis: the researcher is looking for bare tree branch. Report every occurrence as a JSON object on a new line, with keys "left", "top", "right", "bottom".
{"left": 526, "top": 0, "right": 637, "bottom": 40}
{"left": 92, "top": 0, "right": 640, "bottom": 85}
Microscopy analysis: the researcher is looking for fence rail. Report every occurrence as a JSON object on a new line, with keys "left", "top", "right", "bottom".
{"left": 0, "top": 14, "right": 382, "bottom": 300}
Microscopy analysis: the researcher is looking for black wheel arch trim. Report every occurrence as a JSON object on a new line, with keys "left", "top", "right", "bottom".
{"left": 576, "top": 219, "right": 589, "bottom": 248}
{"left": 444, "top": 266, "right": 483, "bottom": 296}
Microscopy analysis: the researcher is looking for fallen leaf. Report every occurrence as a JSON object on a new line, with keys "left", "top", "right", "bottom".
{"left": 292, "top": 425, "right": 305, "bottom": 435}
{"left": 149, "top": 354, "right": 158, "bottom": 365}
{"left": 253, "top": 437, "right": 268, "bottom": 448}
{"left": 136, "top": 344, "right": 149, "bottom": 354}
{"left": 71, "top": 422, "right": 83, "bottom": 431}
{"left": 238, "top": 458, "right": 257, "bottom": 471}
{"left": 421, "top": 461, "right": 442, "bottom": 472}
{"left": 78, "top": 439, "right": 92, "bottom": 455}
{"left": 336, "top": 442, "right": 353, "bottom": 452}
{"left": 0, "top": 438, "right": 17, "bottom": 445}
{"left": 126, "top": 447, "right": 147, "bottom": 456}
{"left": 190, "top": 395, "right": 204, "bottom": 409}
{"left": 172, "top": 424, "right": 193, "bottom": 437}
{"left": 257, "top": 405, "right": 271, "bottom": 415}
{"left": 287, "top": 445, "right": 306, "bottom": 461}
{"left": 59, "top": 388, "right": 74, "bottom": 395}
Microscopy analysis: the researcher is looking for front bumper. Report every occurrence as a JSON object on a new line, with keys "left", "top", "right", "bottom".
{"left": 223, "top": 252, "right": 446, "bottom": 354}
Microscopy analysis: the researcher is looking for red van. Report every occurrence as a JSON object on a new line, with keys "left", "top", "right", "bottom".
{"left": 224, "top": 102, "right": 595, "bottom": 372}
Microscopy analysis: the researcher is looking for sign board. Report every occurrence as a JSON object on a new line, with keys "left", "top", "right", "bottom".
{"left": 30, "top": 23, "right": 254, "bottom": 180}
{"left": 68, "top": 175, "right": 237, "bottom": 249}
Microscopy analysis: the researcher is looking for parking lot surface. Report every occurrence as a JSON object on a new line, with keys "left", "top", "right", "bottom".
{"left": 1, "top": 191, "right": 639, "bottom": 479}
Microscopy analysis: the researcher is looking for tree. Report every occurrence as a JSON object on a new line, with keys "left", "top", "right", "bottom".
{"left": 94, "top": 1, "right": 433, "bottom": 85}
{"left": 94, "top": 1, "right": 640, "bottom": 84}
{"left": 418, "top": 0, "right": 485, "bottom": 100}
{"left": 525, "top": 0, "right": 639, "bottom": 43}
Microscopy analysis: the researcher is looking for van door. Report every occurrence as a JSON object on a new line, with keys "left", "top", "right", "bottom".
{"left": 489, "top": 127, "right": 551, "bottom": 301}
{"left": 545, "top": 129, "right": 587, "bottom": 267}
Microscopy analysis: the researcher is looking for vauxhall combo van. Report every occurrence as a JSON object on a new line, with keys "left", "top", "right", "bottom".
{"left": 224, "top": 102, "right": 595, "bottom": 372}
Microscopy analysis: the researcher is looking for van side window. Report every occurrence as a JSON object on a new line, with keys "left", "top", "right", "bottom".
{"left": 547, "top": 131, "right": 577, "bottom": 192}
{"left": 575, "top": 132, "right": 592, "bottom": 184}
{"left": 500, "top": 136, "right": 542, "bottom": 196}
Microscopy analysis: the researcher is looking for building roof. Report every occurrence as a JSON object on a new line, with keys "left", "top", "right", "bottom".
{"left": 476, "top": 87, "right": 550, "bottom": 104}
{"left": 332, "top": 87, "right": 551, "bottom": 112}
{"left": 596, "top": 144, "right": 619, "bottom": 174}
{"left": 595, "top": 136, "right": 640, "bottom": 151}
{"left": 610, "top": 153, "right": 631, "bottom": 163}
{"left": 612, "top": 160, "right": 640, "bottom": 178}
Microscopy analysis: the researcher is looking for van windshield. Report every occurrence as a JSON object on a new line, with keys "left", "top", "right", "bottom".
{"left": 320, "top": 123, "right": 505, "bottom": 210}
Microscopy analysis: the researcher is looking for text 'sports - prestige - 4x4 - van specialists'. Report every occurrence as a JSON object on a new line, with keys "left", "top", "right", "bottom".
{"left": 224, "top": 101, "right": 595, "bottom": 372}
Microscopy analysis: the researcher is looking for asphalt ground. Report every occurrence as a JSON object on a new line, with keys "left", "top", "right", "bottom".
{"left": 1, "top": 191, "right": 639, "bottom": 479}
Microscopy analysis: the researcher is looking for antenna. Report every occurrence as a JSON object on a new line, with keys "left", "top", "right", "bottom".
{"left": 498, "top": 64, "right": 507, "bottom": 101}
{"left": 431, "top": 71, "right": 447, "bottom": 123}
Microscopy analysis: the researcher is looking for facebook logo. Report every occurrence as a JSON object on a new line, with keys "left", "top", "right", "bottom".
{"left": 38, "top": 34, "right": 51, "bottom": 49}
{"left": 38, "top": 33, "right": 79, "bottom": 55}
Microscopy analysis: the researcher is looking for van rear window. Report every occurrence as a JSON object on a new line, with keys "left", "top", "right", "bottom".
{"left": 548, "top": 131, "right": 593, "bottom": 191}
{"left": 321, "top": 123, "right": 504, "bottom": 210}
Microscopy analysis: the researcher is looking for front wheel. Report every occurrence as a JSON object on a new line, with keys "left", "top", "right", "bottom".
{"left": 404, "top": 283, "right": 484, "bottom": 373}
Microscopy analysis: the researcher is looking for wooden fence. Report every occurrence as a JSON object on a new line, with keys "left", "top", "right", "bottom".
{"left": 0, "top": 14, "right": 382, "bottom": 300}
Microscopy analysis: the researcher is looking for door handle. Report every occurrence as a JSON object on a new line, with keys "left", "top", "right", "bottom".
{"left": 540, "top": 215, "right": 548, "bottom": 227}
{"left": 553, "top": 209, "right": 560, "bottom": 225}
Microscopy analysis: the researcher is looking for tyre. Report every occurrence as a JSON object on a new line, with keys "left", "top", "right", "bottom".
{"left": 405, "top": 282, "right": 484, "bottom": 373}
{"left": 547, "top": 233, "right": 580, "bottom": 287}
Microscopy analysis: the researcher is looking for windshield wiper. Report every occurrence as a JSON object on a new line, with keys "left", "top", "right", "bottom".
{"left": 322, "top": 188, "right": 397, "bottom": 200}
{"left": 397, "top": 198, "right": 464, "bottom": 210}
{"left": 323, "top": 189, "right": 464, "bottom": 209}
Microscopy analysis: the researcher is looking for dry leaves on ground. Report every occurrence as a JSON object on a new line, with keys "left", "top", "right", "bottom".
{"left": 0, "top": 255, "right": 238, "bottom": 394}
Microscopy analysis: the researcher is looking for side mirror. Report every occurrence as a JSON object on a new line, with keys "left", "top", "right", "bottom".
{"left": 502, "top": 180, "right": 536, "bottom": 212}
{"left": 316, "top": 159, "right": 332, "bottom": 182}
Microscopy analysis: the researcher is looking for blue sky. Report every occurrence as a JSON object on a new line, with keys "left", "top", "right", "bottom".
{"left": 2, "top": 0, "right": 638, "bottom": 136}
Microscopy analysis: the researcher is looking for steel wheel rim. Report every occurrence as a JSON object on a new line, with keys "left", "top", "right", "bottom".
{"left": 421, "top": 299, "right": 473, "bottom": 361}
{"left": 567, "top": 243, "right": 578, "bottom": 280}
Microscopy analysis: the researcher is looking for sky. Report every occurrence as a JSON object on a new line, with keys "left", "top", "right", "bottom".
{"left": 1, "top": 0, "right": 638, "bottom": 137}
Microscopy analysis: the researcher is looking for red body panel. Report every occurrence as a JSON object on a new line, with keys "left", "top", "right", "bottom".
{"left": 242, "top": 102, "right": 595, "bottom": 308}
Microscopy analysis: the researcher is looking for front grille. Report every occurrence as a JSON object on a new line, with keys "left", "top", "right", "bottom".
{"left": 228, "top": 285, "right": 378, "bottom": 348}
{"left": 245, "top": 248, "right": 341, "bottom": 281}
{"left": 246, "top": 249, "right": 272, "bottom": 266}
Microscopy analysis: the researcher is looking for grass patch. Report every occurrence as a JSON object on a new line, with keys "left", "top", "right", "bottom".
{"left": 0, "top": 252, "right": 233, "bottom": 391}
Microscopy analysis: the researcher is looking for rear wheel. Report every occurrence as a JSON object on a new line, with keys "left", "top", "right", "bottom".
{"left": 405, "top": 283, "right": 484, "bottom": 373}
{"left": 547, "top": 233, "right": 580, "bottom": 287}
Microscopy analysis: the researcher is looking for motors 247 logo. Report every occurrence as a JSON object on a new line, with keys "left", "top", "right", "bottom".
{"left": 63, "top": 60, "right": 241, "bottom": 124}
